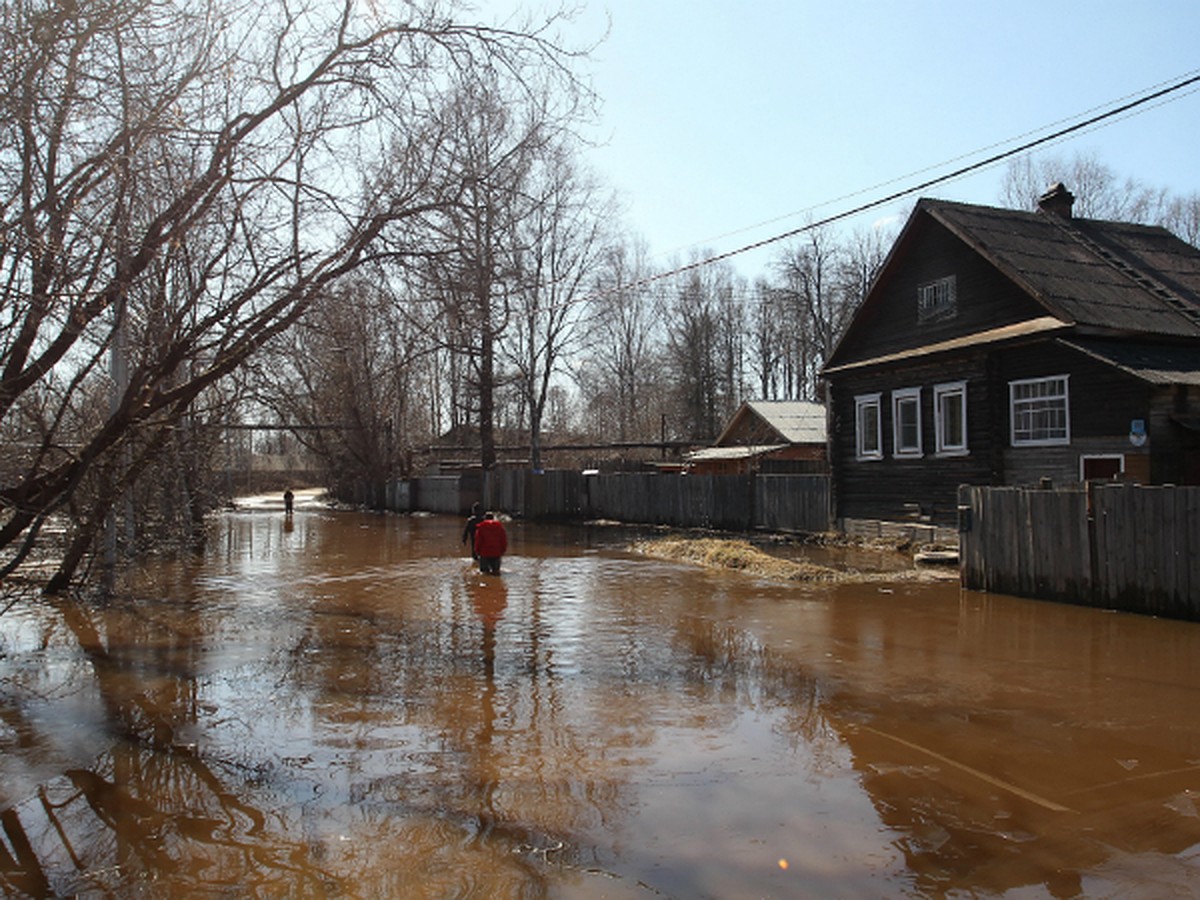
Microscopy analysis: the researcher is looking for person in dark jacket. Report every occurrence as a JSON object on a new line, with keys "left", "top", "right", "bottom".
{"left": 462, "top": 502, "right": 484, "bottom": 559}
{"left": 473, "top": 512, "right": 508, "bottom": 575}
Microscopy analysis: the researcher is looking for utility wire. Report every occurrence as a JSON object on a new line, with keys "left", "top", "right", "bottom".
{"left": 628, "top": 69, "right": 1200, "bottom": 292}
{"left": 677, "top": 71, "right": 1200, "bottom": 255}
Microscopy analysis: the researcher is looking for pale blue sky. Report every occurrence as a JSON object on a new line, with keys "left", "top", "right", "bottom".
{"left": 500, "top": 1, "right": 1200, "bottom": 279}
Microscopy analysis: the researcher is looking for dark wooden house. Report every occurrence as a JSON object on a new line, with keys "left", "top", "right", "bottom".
{"left": 823, "top": 184, "right": 1200, "bottom": 528}
{"left": 685, "top": 400, "right": 827, "bottom": 475}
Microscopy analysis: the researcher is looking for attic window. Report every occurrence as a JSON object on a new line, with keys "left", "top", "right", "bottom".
{"left": 917, "top": 275, "right": 957, "bottom": 323}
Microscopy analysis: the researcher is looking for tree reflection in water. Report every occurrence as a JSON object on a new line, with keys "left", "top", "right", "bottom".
{"left": 1, "top": 591, "right": 335, "bottom": 896}
{"left": 4, "top": 510, "right": 1200, "bottom": 897}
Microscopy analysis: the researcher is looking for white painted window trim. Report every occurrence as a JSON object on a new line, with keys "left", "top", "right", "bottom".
{"left": 855, "top": 393, "right": 883, "bottom": 461}
{"left": 891, "top": 387, "right": 923, "bottom": 458}
{"left": 1009, "top": 374, "right": 1071, "bottom": 447}
{"left": 933, "top": 381, "right": 968, "bottom": 456}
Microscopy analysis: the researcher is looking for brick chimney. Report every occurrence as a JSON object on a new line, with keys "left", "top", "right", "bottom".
{"left": 1038, "top": 182, "right": 1075, "bottom": 219}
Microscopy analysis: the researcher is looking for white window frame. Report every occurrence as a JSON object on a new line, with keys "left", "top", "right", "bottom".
{"left": 855, "top": 393, "right": 883, "bottom": 461}
{"left": 933, "top": 381, "right": 968, "bottom": 456}
{"left": 918, "top": 275, "right": 957, "bottom": 323}
{"left": 1010, "top": 375, "right": 1071, "bottom": 447}
{"left": 891, "top": 387, "right": 923, "bottom": 458}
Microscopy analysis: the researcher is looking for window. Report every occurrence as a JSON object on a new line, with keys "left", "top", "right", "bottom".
{"left": 934, "top": 381, "right": 968, "bottom": 455}
{"left": 918, "top": 275, "right": 957, "bottom": 322}
{"left": 1010, "top": 375, "right": 1070, "bottom": 446}
{"left": 855, "top": 394, "right": 882, "bottom": 460}
{"left": 892, "top": 388, "right": 922, "bottom": 457}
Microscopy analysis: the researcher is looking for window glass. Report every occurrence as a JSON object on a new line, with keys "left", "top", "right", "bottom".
{"left": 934, "top": 382, "right": 967, "bottom": 455}
{"left": 1010, "top": 376, "right": 1070, "bottom": 445}
{"left": 892, "top": 388, "right": 922, "bottom": 457}
{"left": 855, "top": 394, "right": 882, "bottom": 460}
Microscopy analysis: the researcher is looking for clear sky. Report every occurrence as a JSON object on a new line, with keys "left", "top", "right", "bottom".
{"left": 500, "top": 1, "right": 1200, "bottom": 281}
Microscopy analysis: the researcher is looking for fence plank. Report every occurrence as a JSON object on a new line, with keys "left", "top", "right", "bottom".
{"left": 963, "top": 483, "right": 1200, "bottom": 620}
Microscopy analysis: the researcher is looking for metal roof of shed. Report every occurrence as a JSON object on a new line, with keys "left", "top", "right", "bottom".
{"left": 714, "top": 400, "right": 826, "bottom": 446}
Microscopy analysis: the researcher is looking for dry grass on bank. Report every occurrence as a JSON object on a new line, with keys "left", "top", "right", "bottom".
{"left": 631, "top": 536, "right": 958, "bottom": 584}
{"left": 631, "top": 537, "right": 842, "bottom": 583}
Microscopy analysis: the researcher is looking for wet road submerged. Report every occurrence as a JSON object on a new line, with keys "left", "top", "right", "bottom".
{"left": 3, "top": 503, "right": 1200, "bottom": 897}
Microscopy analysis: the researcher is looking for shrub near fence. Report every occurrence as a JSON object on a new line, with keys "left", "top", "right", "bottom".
{"left": 959, "top": 483, "right": 1200, "bottom": 620}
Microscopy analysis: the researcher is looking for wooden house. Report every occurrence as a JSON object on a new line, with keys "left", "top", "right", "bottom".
{"left": 685, "top": 400, "right": 827, "bottom": 475}
{"left": 822, "top": 184, "right": 1200, "bottom": 528}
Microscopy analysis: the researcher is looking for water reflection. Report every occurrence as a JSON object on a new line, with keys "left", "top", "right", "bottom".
{"left": 2, "top": 508, "right": 1200, "bottom": 896}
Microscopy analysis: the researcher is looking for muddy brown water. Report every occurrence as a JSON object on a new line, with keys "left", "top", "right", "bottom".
{"left": 3, "top": 500, "right": 1200, "bottom": 897}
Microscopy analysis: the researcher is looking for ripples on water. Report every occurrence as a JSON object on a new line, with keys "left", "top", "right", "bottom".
{"left": 3, "top": 509, "right": 1200, "bottom": 897}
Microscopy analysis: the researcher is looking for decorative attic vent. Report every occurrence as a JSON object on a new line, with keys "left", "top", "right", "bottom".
{"left": 918, "top": 275, "right": 957, "bottom": 322}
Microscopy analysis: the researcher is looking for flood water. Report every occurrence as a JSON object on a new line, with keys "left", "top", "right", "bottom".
{"left": 3, "top": 497, "right": 1200, "bottom": 897}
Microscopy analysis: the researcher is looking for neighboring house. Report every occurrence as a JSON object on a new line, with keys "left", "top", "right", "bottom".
{"left": 685, "top": 400, "right": 827, "bottom": 475}
{"left": 822, "top": 184, "right": 1200, "bottom": 528}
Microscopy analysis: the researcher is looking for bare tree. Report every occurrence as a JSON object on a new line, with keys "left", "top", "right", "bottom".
{"left": 578, "top": 237, "right": 664, "bottom": 443}
{"left": 747, "top": 278, "right": 785, "bottom": 399}
{"left": 0, "top": 0, "right": 589, "bottom": 590}
{"left": 251, "top": 274, "right": 434, "bottom": 492}
{"left": 504, "top": 146, "right": 611, "bottom": 470}
{"left": 1002, "top": 151, "right": 1200, "bottom": 245}
{"left": 772, "top": 225, "right": 852, "bottom": 400}
{"left": 412, "top": 78, "right": 550, "bottom": 470}
{"left": 663, "top": 258, "right": 741, "bottom": 441}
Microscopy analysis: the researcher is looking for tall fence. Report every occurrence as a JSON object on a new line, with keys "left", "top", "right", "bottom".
{"left": 341, "top": 470, "right": 832, "bottom": 536}
{"left": 959, "top": 483, "right": 1200, "bottom": 620}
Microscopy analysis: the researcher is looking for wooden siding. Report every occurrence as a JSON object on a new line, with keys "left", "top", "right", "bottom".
{"left": 996, "top": 342, "right": 1200, "bottom": 486}
{"left": 831, "top": 335, "right": 1200, "bottom": 524}
{"left": 1153, "top": 385, "right": 1200, "bottom": 485}
{"left": 721, "top": 414, "right": 783, "bottom": 445}
{"left": 829, "top": 351, "right": 995, "bottom": 525}
{"left": 830, "top": 213, "right": 1048, "bottom": 368}
{"left": 996, "top": 342, "right": 1154, "bottom": 485}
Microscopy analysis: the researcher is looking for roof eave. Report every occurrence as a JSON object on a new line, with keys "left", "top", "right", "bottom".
{"left": 822, "top": 316, "right": 1071, "bottom": 375}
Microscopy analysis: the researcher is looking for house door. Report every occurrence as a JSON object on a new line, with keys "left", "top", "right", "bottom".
{"left": 1081, "top": 455, "right": 1123, "bottom": 481}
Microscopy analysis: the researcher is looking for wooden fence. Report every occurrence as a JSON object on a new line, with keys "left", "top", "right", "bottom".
{"left": 341, "top": 470, "right": 832, "bottom": 536}
{"left": 959, "top": 483, "right": 1200, "bottom": 620}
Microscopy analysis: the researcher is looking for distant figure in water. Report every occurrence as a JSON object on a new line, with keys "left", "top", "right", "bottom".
{"left": 462, "top": 502, "right": 484, "bottom": 560}
{"left": 473, "top": 512, "right": 507, "bottom": 575}
{"left": 283, "top": 488, "right": 294, "bottom": 515}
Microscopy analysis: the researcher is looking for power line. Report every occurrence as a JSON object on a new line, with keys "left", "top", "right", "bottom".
{"left": 678, "top": 71, "right": 1200, "bottom": 256}
{"left": 630, "top": 69, "right": 1200, "bottom": 291}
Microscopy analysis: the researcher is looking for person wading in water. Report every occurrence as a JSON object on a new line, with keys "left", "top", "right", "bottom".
{"left": 462, "top": 502, "right": 484, "bottom": 560}
{"left": 473, "top": 512, "right": 508, "bottom": 575}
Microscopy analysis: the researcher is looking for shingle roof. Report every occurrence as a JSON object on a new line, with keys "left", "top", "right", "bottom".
{"left": 1060, "top": 337, "right": 1200, "bottom": 386}
{"left": 924, "top": 199, "right": 1200, "bottom": 338}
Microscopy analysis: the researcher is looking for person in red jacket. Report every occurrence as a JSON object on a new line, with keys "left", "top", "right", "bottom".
{"left": 473, "top": 512, "right": 508, "bottom": 575}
